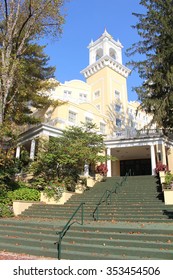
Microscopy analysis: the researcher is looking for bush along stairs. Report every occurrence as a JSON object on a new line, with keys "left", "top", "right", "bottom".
{"left": 0, "top": 175, "right": 173, "bottom": 259}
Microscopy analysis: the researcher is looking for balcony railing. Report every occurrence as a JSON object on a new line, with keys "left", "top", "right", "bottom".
{"left": 107, "top": 129, "right": 166, "bottom": 140}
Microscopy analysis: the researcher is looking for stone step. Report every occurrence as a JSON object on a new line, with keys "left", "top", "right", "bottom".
{"left": 21, "top": 206, "right": 172, "bottom": 213}
{"left": 18, "top": 214, "right": 173, "bottom": 223}
{"left": 0, "top": 242, "right": 160, "bottom": 260}
{"left": 1, "top": 175, "right": 172, "bottom": 260}
{"left": 1, "top": 226, "right": 173, "bottom": 244}
{"left": 0, "top": 219, "right": 173, "bottom": 259}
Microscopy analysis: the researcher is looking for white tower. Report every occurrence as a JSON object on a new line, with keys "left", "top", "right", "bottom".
{"left": 89, "top": 29, "right": 123, "bottom": 65}
{"left": 81, "top": 30, "right": 131, "bottom": 134}
{"left": 81, "top": 29, "right": 130, "bottom": 80}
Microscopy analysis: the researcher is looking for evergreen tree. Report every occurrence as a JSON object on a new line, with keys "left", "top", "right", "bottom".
{"left": 127, "top": 0, "right": 173, "bottom": 130}
{"left": 2, "top": 41, "right": 59, "bottom": 127}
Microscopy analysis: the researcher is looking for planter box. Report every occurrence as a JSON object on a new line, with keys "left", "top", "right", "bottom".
{"left": 75, "top": 183, "right": 86, "bottom": 194}
{"left": 87, "top": 177, "right": 96, "bottom": 188}
{"left": 159, "top": 171, "right": 165, "bottom": 184}
{"left": 95, "top": 174, "right": 106, "bottom": 182}
{"left": 40, "top": 191, "right": 73, "bottom": 205}
{"left": 159, "top": 171, "right": 165, "bottom": 177}
{"left": 163, "top": 190, "right": 173, "bottom": 205}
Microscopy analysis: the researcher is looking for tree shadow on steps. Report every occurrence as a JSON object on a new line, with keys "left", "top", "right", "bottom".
{"left": 155, "top": 176, "right": 164, "bottom": 202}
{"left": 156, "top": 193, "right": 164, "bottom": 202}
{"left": 162, "top": 210, "right": 173, "bottom": 220}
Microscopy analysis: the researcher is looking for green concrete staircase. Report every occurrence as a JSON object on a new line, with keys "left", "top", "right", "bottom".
{"left": 111, "top": 175, "right": 173, "bottom": 223}
{"left": 0, "top": 175, "right": 173, "bottom": 259}
{"left": 20, "top": 175, "right": 173, "bottom": 223}
{"left": 0, "top": 218, "right": 173, "bottom": 259}
{"left": 19, "top": 177, "right": 121, "bottom": 221}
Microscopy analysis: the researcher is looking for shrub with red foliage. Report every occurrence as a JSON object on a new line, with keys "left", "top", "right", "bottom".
{"left": 95, "top": 163, "right": 108, "bottom": 176}
{"left": 155, "top": 162, "right": 168, "bottom": 174}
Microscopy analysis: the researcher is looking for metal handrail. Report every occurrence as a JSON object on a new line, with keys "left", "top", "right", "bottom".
{"left": 93, "top": 189, "right": 112, "bottom": 220}
{"left": 56, "top": 202, "right": 85, "bottom": 260}
{"left": 93, "top": 171, "right": 130, "bottom": 221}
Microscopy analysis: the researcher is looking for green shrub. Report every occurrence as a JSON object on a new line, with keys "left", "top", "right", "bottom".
{"left": 165, "top": 172, "right": 173, "bottom": 185}
{"left": 0, "top": 203, "right": 13, "bottom": 218}
{"left": 16, "top": 181, "right": 30, "bottom": 189}
{"left": 43, "top": 181, "right": 65, "bottom": 200}
{"left": 63, "top": 176, "right": 76, "bottom": 192}
{"left": 29, "top": 177, "right": 46, "bottom": 190}
{"left": 8, "top": 188, "right": 40, "bottom": 201}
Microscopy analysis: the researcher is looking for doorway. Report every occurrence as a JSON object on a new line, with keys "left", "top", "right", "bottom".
{"left": 120, "top": 159, "right": 151, "bottom": 176}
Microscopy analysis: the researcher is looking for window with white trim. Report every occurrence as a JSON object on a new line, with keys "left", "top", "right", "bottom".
{"left": 79, "top": 93, "right": 87, "bottom": 101}
{"left": 64, "top": 90, "right": 72, "bottom": 99}
{"left": 68, "top": 111, "right": 77, "bottom": 123}
{"left": 85, "top": 117, "right": 92, "bottom": 124}
{"left": 100, "top": 122, "right": 106, "bottom": 134}
{"left": 94, "top": 90, "right": 100, "bottom": 99}
{"left": 115, "top": 90, "right": 120, "bottom": 99}
{"left": 116, "top": 118, "right": 122, "bottom": 127}
{"left": 96, "top": 104, "right": 101, "bottom": 111}
{"left": 115, "top": 104, "right": 121, "bottom": 113}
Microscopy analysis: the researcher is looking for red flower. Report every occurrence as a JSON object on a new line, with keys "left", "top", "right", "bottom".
{"left": 96, "top": 164, "right": 108, "bottom": 175}
{"left": 155, "top": 162, "right": 168, "bottom": 174}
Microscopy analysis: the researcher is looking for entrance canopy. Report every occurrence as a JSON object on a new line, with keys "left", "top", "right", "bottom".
{"left": 105, "top": 129, "right": 173, "bottom": 176}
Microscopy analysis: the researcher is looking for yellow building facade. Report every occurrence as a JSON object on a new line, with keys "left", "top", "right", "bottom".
{"left": 17, "top": 30, "right": 173, "bottom": 177}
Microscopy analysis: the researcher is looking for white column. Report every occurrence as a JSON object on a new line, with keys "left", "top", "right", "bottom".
{"left": 107, "top": 148, "right": 112, "bottom": 177}
{"left": 16, "top": 146, "right": 21, "bottom": 159}
{"left": 150, "top": 144, "right": 156, "bottom": 175}
{"left": 30, "top": 139, "right": 36, "bottom": 160}
{"left": 161, "top": 144, "right": 167, "bottom": 165}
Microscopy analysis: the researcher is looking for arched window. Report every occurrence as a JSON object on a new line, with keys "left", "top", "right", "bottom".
{"left": 95, "top": 48, "right": 103, "bottom": 61}
{"left": 109, "top": 48, "right": 116, "bottom": 60}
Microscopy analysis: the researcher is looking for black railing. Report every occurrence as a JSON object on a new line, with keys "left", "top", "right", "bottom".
{"left": 92, "top": 189, "right": 112, "bottom": 220}
{"left": 93, "top": 171, "right": 130, "bottom": 221}
{"left": 56, "top": 202, "right": 85, "bottom": 260}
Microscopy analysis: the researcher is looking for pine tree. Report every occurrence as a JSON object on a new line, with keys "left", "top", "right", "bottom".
{"left": 127, "top": 0, "right": 173, "bottom": 130}
{"left": 3, "top": 41, "right": 60, "bottom": 127}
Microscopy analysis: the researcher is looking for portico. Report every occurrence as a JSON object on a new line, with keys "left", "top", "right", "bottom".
{"left": 16, "top": 123, "right": 63, "bottom": 160}
{"left": 105, "top": 130, "right": 173, "bottom": 177}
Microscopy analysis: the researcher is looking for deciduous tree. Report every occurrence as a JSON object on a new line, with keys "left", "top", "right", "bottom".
{"left": 30, "top": 123, "right": 109, "bottom": 190}
{"left": 0, "top": 0, "right": 67, "bottom": 127}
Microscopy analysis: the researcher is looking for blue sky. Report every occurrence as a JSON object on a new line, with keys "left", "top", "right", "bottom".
{"left": 44, "top": 0, "right": 145, "bottom": 101}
